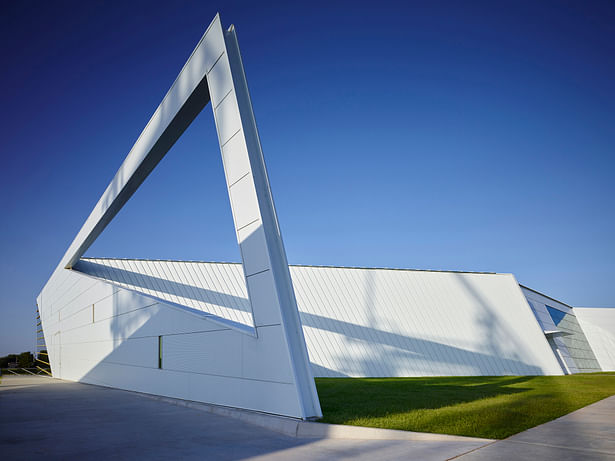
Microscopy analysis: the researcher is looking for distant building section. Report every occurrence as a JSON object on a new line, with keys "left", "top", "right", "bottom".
{"left": 574, "top": 307, "right": 615, "bottom": 371}
{"left": 522, "top": 287, "right": 601, "bottom": 373}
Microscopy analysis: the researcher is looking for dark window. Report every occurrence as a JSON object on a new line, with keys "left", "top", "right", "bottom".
{"left": 158, "top": 336, "right": 163, "bottom": 369}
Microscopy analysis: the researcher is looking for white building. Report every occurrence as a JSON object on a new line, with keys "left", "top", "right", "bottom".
{"left": 38, "top": 14, "right": 610, "bottom": 420}
{"left": 574, "top": 307, "right": 615, "bottom": 371}
{"left": 39, "top": 256, "right": 608, "bottom": 419}
{"left": 38, "top": 13, "right": 322, "bottom": 420}
{"left": 67, "top": 259, "right": 603, "bottom": 380}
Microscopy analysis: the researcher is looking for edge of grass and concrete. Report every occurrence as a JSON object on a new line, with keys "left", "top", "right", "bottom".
{"left": 0, "top": 374, "right": 495, "bottom": 461}
{"left": 5, "top": 373, "right": 613, "bottom": 443}
{"left": 315, "top": 374, "right": 615, "bottom": 439}
{"left": 134, "top": 388, "right": 494, "bottom": 443}
{"left": 4, "top": 375, "right": 613, "bottom": 460}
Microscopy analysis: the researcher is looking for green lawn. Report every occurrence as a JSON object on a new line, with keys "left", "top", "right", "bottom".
{"left": 315, "top": 373, "right": 615, "bottom": 439}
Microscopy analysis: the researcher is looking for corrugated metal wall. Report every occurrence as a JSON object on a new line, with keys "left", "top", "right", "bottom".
{"left": 73, "top": 259, "right": 565, "bottom": 377}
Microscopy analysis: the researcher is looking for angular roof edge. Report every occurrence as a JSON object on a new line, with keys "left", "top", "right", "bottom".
{"left": 519, "top": 284, "right": 574, "bottom": 310}
{"left": 79, "top": 257, "right": 499, "bottom": 275}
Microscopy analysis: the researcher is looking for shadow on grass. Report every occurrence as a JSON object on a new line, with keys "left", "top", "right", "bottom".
{"left": 315, "top": 374, "right": 615, "bottom": 439}
{"left": 316, "top": 375, "right": 532, "bottom": 418}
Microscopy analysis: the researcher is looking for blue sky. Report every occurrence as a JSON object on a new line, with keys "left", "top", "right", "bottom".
{"left": 1, "top": 1, "right": 613, "bottom": 356}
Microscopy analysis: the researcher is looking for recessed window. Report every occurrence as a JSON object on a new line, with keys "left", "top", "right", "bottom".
{"left": 158, "top": 336, "right": 163, "bottom": 369}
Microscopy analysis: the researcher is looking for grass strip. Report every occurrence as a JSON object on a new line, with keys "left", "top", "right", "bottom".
{"left": 316, "top": 373, "right": 615, "bottom": 439}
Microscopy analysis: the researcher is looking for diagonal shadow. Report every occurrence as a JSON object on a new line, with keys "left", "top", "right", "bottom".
{"left": 73, "top": 259, "right": 251, "bottom": 315}
{"left": 300, "top": 311, "right": 542, "bottom": 376}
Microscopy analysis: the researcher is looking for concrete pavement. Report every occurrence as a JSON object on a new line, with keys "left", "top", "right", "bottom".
{"left": 2, "top": 375, "right": 613, "bottom": 460}
{"left": 456, "top": 395, "right": 615, "bottom": 461}
{"left": 0, "top": 376, "right": 489, "bottom": 460}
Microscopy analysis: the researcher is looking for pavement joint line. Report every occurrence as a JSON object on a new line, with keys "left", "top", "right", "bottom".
{"left": 505, "top": 439, "right": 615, "bottom": 456}
{"left": 446, "top": 440, "right": 500, "bottom": 460}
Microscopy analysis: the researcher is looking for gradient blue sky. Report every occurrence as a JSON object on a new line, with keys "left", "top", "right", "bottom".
{"left": 1, "top": 1, "right": 613, "bottom": 356}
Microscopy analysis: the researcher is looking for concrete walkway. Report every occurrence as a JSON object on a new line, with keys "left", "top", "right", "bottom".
{"left": 457, "top": 395, "right": 615, "bottom": 461}
{"left": 1, "top": 376, "right": 613, "bottom": 460}
{"left": 0, "top": 376, "right": 489, "bottom": 460}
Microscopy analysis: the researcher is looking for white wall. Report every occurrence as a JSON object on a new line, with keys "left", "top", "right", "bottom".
{"left": 71, "top": 260, "right": 566, "bottom": 378}
{"left": 37, "top": 268, "right": 306, "bottom": 417}
{"left": 37, "top": 13, "right": 321, "bottom": 419}
{"left": 574, "top": 307, "right": 615, "bottom": 371}
{"left": 293, "top": 267, "right": 563, "bottom": 377}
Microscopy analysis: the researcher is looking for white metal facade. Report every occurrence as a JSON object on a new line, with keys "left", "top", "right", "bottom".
{"left": 574, "top": 307, "right": 615, "bottom": 371}
{"left": 293, "top": 267, "right": 564, "bottom": 377}
{"left": 38, "top": 14, "right": 320, "bottom": 420}
{"left": 41, "top": 254, "right": 607, "bottom": 416}
{"left": 39, "top": 267, "right": 308, "bottom": 417}
{"left": 73, "top": 259, "right": 574, "bottom": 377}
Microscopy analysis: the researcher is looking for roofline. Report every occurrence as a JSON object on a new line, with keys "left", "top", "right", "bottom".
{"left": 289, "top": 263, "right": 498, "bottom": 275}
{"left": 519, "top": 284, "right": 574, "bottom": 310}
{"left": 80, "top": 257, "right": 500, "bottom": 275}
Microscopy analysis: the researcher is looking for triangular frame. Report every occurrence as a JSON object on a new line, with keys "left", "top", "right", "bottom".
{"left": 45, "top": 13, "right": 321, "bottom": 419}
